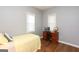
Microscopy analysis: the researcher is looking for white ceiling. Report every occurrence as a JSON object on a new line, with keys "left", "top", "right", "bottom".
{"left": 33, "top": 6, "right": 53, "bottom": 10}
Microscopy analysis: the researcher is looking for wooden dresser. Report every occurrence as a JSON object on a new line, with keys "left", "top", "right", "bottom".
{"left": 51, "top": 31, "right": 59, "bottom": 44}
{"left": 43, "top": 31, "right": 59, "bottom": 44}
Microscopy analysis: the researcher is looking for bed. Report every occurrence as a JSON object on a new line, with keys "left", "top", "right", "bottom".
{"left": 0, "top": 34, "right": 41, "bottom": 52}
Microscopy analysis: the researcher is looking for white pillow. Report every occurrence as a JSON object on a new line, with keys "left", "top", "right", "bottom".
{"left": 4, "top": 33, "right": 13, "bottom": 42}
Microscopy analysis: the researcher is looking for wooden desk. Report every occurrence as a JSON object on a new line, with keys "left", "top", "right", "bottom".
{"left": 51, "top": 31, "right": 59, "bottom": 44}
{"left": 43, "top": 31, "right": 59, "bottom": 44}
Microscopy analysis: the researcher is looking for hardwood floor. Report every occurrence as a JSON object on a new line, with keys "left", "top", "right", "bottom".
{"left": 38, "top": 39, "right": 79, "bottom": 52}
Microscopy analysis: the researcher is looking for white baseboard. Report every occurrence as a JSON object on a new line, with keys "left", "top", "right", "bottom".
{"left": 59, "top": 40, "right": 79, "bottom": 48}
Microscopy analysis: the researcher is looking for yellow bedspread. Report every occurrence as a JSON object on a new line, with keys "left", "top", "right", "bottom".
{"left": 12, "top": 34, "right": 41, "bottom": 52}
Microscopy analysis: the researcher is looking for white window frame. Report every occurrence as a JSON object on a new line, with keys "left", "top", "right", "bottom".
{"left": 48, "top": 13, "right": 56, "bottom": 31}
{"left": 26, "top": 12, "right": 35, "bottom": 33}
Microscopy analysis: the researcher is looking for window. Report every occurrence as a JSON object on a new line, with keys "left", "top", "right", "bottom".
{"left": 26, "top": 12, "right": 35, "bottom": 33}
{"left": 48, "top": 13, "right": 56, "bottom": 31}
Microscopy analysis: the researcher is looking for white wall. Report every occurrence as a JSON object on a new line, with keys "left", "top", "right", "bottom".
{"left": 56, "top": 6, "right": 79, "bottom": 45}
{"left": 0, "top": 6, "right": 42, "bottom": 36}
{"left": 43, "top": 6, "right": 79, "bottom": 46}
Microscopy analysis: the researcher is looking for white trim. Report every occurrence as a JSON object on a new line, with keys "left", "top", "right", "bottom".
{"left": 59, "top": 40, "right": 79, "bottom": 48}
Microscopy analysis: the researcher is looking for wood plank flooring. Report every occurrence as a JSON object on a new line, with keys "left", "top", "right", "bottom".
{"left": 37, "top": 39, "right": 79, "bottom": 52}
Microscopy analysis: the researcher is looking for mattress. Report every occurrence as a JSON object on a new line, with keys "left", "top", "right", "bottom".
{"left": 12, "top": 34, "right": 41, "bottom": 52}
